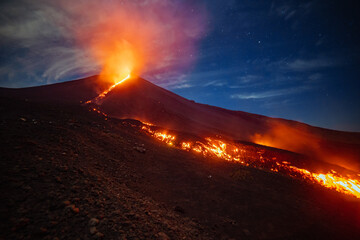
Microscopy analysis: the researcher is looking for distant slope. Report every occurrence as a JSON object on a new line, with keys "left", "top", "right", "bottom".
{"left": 0, "top": 76, "right": 108, "bottom": 104}
{"left": 100, "top": 77, "right": 271, "bottom": 141}
{"left": 1, "top": 75, "right": 360, "bottom": 171}
{"left": 99, "top": 77, "right": 360, "bottom": 171}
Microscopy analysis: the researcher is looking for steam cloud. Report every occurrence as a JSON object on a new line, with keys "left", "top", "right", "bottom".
{"left": 0, "top": 0, "right": 207, "bottom": 87}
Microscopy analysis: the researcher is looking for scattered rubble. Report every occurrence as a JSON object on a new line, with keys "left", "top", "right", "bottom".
{"left": 134, "top": 146, "right": 146, "bottom": 153}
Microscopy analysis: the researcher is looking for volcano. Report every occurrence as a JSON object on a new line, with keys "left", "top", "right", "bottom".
{"left": 1, "top": 75, "right": 360, "bottom": 239}
{"left": 2, "top": 75, "right": 360, "bottom": 171}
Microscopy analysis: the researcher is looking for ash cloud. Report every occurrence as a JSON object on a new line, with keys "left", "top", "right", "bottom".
{"left": 0, "top": 0, "right": 207, "bottom": 87}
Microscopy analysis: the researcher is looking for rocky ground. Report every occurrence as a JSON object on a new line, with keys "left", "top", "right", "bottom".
{"left": 1, "top": 97, "right": 360, "bottom": 239}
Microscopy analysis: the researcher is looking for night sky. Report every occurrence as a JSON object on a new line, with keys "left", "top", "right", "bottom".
{"left": 1, "top": 0, "right": 359, "bottom": 131}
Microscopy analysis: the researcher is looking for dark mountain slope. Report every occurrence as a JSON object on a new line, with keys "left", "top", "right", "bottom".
{"left": 0, "top": 76, "right": 109, "bottom": 104}
{"left": 99, "top": 77, "right": 360, "bottom": 171}
{"left": 1, "top": 75, "right": 360, "bottom": 171}
{"left": 1, "top": 97, "right": 360, "bottom": 239}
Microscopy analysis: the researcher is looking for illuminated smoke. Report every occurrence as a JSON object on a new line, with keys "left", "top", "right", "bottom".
{"left": 57, "top": 0, "right": 207, "bottom": 84}
{"left": 0, "top": 0, "right": 207, "bottom": 86}
{"left": 252, "top": 122, "right": 360, "bottom": 172}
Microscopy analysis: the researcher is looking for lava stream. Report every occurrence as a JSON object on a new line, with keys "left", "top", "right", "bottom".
{"left": 84, "top": 79, "right": 360, "bottom": 199}
{"left": 85, "top": 73, "right": 131, "bottom": 105}
{"left": 140, "top": 124, "right": 360, "bottom": 199}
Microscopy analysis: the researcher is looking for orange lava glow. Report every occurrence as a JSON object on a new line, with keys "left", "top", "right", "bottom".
{"left": 84, "top": 82, "right": 360, "bottom": 199}
{"left": 61, "top": 0, "right": 207, "bottom": 86}
{"left": 85, "top": 73, "right": 131, "bottom": 105}
{"left": 141, "top": 125, "right": 175, "bottom": 145}
{"left": 252, "top": 122, "right": 360, "bottom": 173}
{"left": 290, "top": 167, "right": 360, "bottom": 198}
{"left": 141, "top": 124, "right": 360, "bottom": 199}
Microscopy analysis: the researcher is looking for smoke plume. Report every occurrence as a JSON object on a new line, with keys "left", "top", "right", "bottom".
{"left": 0, "top": 0, "right": 207, "bottom": 86}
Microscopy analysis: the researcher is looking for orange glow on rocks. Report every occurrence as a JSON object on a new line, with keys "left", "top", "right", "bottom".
{"left": 86, "top": 83, "right": 360, "bottom": 200}
{"left": 141, "top": 125, "right": 175, "bottom": 145}
{"left": 141, "top": 123, "right": 360, "bottom": 199}
{"left": 85, "top": 74, "right": 131, "bottom": 105}
{"left": 290, "top": 167, "right": 360, "bottom": 199}
{"left": 87, "top": 92, "right": 360, "bottom": 199}
{"left": 252, "top": 122, "right": 360, "bottom": 173}
{"left": 83, "top": 70, "right": 360, "bottom": 200}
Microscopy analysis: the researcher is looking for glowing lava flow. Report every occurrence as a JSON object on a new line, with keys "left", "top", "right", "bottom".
{"left": 141, "top": 123, "right": 360, "bottom": 199}
{"left": 83, "top": 82, "right": 360, "bottom": 199}
{"left": 290, "top": 167, "right": 360, "bottom": 198}
{"left": 85, "top": 73, "right": 131, "bottom": 105}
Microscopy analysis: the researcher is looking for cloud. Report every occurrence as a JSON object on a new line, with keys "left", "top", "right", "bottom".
{"left": 284, "top": 10, "right": 296, "bottom": 20}
{"left": 227, "top": 75, "right": 265, "bottom": 89}
{"left": 0, "top": 0, "right": 207, "bottom": 87}
{"left": 230, "top": 86, "right": 312, "bottom": 99}
{"left": 308, "top": 73, "right": 322, "bottom": 82}
{"left": 41, "top": 47, "right": 98, "bottom": 83}
{"left": 270, "top": 1, "right": 315, "bottom": 20}
{"left": 272, "top": 57, "right": 340, "bottom": 72}
{"left": 237, "top": 74, "right": 262, "bottom": 83}
{"left": 203, "top": 80, "right": 226, "bottom": 87}
{"left": 171, "top": 83, "right": 193, "bottom": 89}
{"left": 150, "top": 70, "right": 191, "bottom": 90}
{"left": 152, "top": 66, "right": 245, "bottom": 90}
{"left": 287, "top": 58, "right": 338, "bottom": 71}
{"left": 269, "top": 1, "right": 316, "bottom": 30}
{"left": 153, "top": 67, "right": 240, "bottom": 90}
